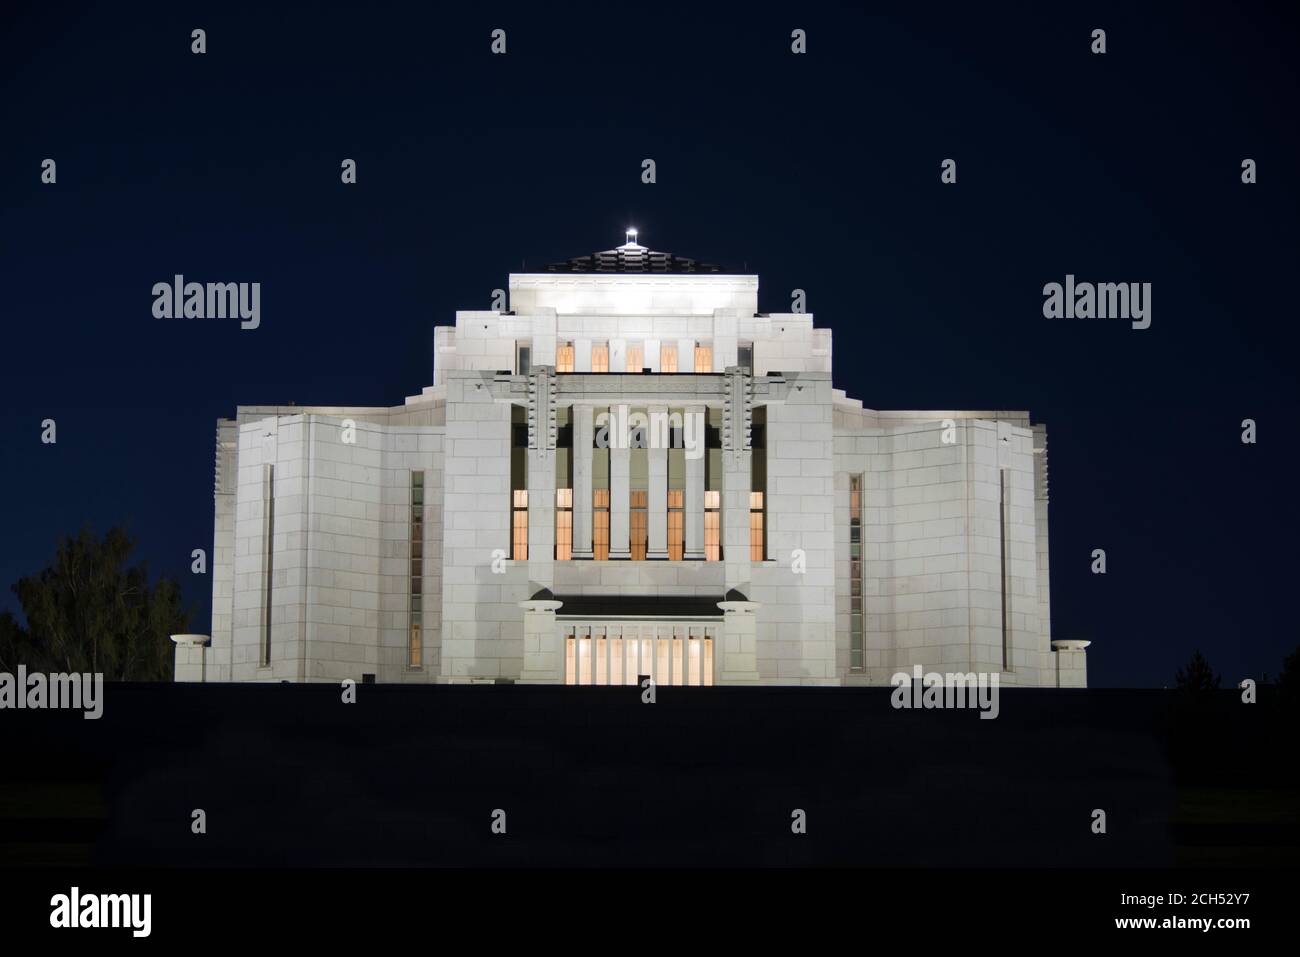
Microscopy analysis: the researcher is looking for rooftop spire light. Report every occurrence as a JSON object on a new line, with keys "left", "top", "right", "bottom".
{"left": 626, "top": 227, "right": 638, "bottom": 244}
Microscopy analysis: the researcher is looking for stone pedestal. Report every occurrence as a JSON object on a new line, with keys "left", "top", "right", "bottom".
{"left": 1051, "top": 639, "right": 1090, "bottom": 688}
{"left": 518, "top": 596, "right": 564, "bottom": 683}
{"left": 716, "top": 596, "right": 760, "bottom": 684}
{"left": 171, "top": 633, "right": 211, "bottom": 683}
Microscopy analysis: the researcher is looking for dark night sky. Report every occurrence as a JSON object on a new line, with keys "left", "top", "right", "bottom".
{"left": 1, "top": 1, "right": 1296, "bottom": 687}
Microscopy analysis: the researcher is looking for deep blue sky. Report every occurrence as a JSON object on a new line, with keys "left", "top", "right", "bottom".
{"left": 1, "top": 1, "right": 1296, "bottom": 687}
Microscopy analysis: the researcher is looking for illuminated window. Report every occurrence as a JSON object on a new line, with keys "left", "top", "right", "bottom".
{"left": 626, "top": 342, "right": 644, "bottom": 372}
{"left": 704, "top": 489, "right": 721, "bottom": 561}
{"left": 555, "top": 488, "right": 573, "bottom": 560}
{"left": 749, "top": 491, "right": 765, "bottom": 561}
{"left": 694, "top": 342, "right": 712, "bottom": 373}
{"left": 556, "top": 342, "right": 575, "bottom": 373}
{"left": 593, "top": 489, "right": 610, "bottom": 560}
{"left": 667, "top": 489, "right": 684, "bottom": 560}
{"left": 850, "top": 474, "right": 863, "bottom": 670}
{"left": 511, "top": 489, "right": 528, "bottom": 560}
{"left": 630, "top": 490, "right": 648, "bottom": 560}
{"left": 409, "top": 471, "right": 425, "bottom": 668}
{"left": 565, "top": 626, "right": 715, "bottom": 686}
{"left": 591, "top": 342, "right": 609, "bottom": 373}
{"left": 660, "top": 343, "right": 678, "bottom": 373}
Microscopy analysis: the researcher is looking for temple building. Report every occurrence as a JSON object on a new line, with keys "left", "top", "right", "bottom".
{"left": 174, "top": 234, "right": 1089, "bottom": 688}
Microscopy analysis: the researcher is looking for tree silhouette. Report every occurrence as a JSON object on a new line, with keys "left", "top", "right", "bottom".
{"left": 1174, "top": 648, "right": 1221, "bottom": 693}
{"left": 0, "top": 527, "right": 188, "bottom": 680}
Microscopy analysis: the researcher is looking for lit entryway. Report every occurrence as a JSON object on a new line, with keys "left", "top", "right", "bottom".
{"left": 563, "top": 623, "right": 715, "bottom": 686}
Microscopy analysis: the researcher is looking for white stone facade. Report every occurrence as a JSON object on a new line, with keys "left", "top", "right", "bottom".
{"left": 177, "top": 243, "right": 1086, "bottom": 688}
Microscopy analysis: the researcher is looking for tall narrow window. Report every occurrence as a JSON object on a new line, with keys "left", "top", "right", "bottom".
{"left": 750, "top": 406, "right": 766, "bottom": 560}
{"left": 555, "top": 488, "right": 573, "bottom": 560}
{"left": 630, "top": 490, "right": 648, "bottom": 560}
{"left": 704, "top": 490, "right": 721, "bottom": 561}
{"left": 694, "top": 342, "right": 713, "bottom": 373}
{"left": 409, "top": 471, "right": 425, "bottom": 669}
{"left": 738, "top": 341, "right": 754, "bottom": 373}
{"left": 626, "top": 342, "right": 644, "bottom": 372}
{"left": 262, "top": 463, "right": 275, "bottom": 667}
{"left": 1000, "top": 468, "right": 1011, "bottom": 671}
{"left": 660, "top": 343, "right": 678, "bottom": 373}
{"left": 667, "top": 489, "right": 684, "bottom": 560}
{"left": 512, "top": 489, "right": 528, "bottom": 560}
{"left": 593, "top": 489, "right": 610, "bottom": 560}
{"left": 591, "top": 342, "right": 609, "bottom": 373}
{"left": 516, "top": 341, "right": 531, "bottom": 376}
{"left": 556, "top": 342, "right": 575, "bottom": 373}
{"left": 749, "top": 491, "right": 765, "bottom": 560}
{"left": 849, "top": 474, "right": 863, "bottom": 671}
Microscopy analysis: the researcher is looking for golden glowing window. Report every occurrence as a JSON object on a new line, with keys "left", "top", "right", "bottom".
{"left": 667, "top": 489, "right": 684, "bottom": 560}
{"left": 660, "top": 344, "right": 678, "bottom": 373}
{"left": 555, "top": 488, "right": 573, "bottom": 560}
{"left": 694, "top": 343, "right": 712, "bottom": 373}
{"left": 556, "top": 342, "right": 575, "bottom": 373}
{"left": 749, "top": 491, "right": 765, "bottom": 561}
{"left": 593, "top": 489, "right": 610, "bottom": 560}
{"left": 511, "top": 488, "right": 528, "bottom": 560}
{"left": 626, "top": 343, "right": 644, "bottom": 372}
{"left": 704, "top": 489, "right": 721, "bottom": 561}
{"left": 630, "top": 490, "right": 648, "bottom": 560}
{"left": 591, "top": 343, "right": 609, "bottom": 373}
{"left": 565, "top": 627, "right": 715, "bottom": 686}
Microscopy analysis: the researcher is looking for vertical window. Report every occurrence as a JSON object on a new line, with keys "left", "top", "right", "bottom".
{"left": 626, "top": 342, "right": 644, "bottom": 373}
{"left": 262, "top": 463, "right": 275, "bottom": 666}
{"left": 694, "top": 342, "right": 713, "bottom": 373}
{"left": 738, "top": 342, "right": 754, "bottom": 373}
{"left": 409, "top": 471, "right": 424, "bottom": 669}
{"left": 512, "top": 489, "right": 528, "bottom": 560}
{"left": 660, "top": 343, "right": 678, "bottom": 373}
{"left": 1000, "top": 468, "right": 1011, "bottom": 671}
{"left": 751, "top": 406, "right": 766, "bottom": 560}
{"left": 591, "top": 342, "right": 609, "bottom": 373}
{"left": 593, "top": 489, "right": 610, "bottom": 560}
{"left": 630, "top": 490, "right": 648, "bottom": 560}
{"left": 516, "top": 341, "right": 531, "bottom": 376}
{"left": 555, "top": 488, "right": 573, "bottom": 560}
{"left": 556, "top": 342, "right": 575, "bottom": 373}
{"left": 704, "top": 490, "right": 721, "bottom": 561}
{"left": 667, "top": 489, "right": 684, "bottom": 560}
{"left": 849, "top": 474, "right": 863, "bottom": 671}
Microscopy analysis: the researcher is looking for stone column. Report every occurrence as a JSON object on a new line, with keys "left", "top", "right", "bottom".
{"left": 716, "top": 596, "right": 760, "bottom": 684}
{"left": 610, "top": 406, "right": 631, "bottom": 559}
{"left": 684, "top": 403, "right": 705, "bottom": 560}
{"left": 572, "top": 404, "right": 594, "bottom": 559}
{"left": 678, "top": 337, "right": 697, "bottom": 373}
{"left": 527, "top": 367, "right": 557, "bottom": 588}
{"left": 722, "top": 370, "right": 752, "bottom": 588}
{"left": 527, "top": 446, "right": 555, "bottom": 587}
{"left": 647, "top": 403, "right": 668, "bottom": 559}
{"left": 518, "top": 595, "right": 564, "bottom": 683}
